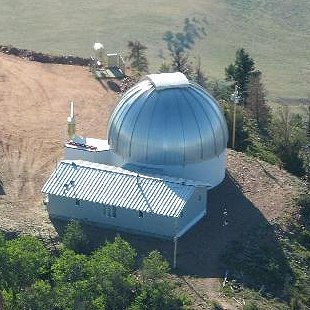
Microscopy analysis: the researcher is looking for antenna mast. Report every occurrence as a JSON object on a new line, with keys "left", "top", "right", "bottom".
{"left": 67, "top": 101, "right": 76, "bottom": 140}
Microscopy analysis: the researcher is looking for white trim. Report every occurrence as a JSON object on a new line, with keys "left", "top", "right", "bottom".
{"left": 176, "top": 210, "right": 206, "bottom": 238}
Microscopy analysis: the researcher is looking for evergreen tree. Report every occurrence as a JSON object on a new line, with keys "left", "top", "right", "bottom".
{"left": 194, "top": 56, "right": 208, "bottom": 88}
{"left": 245, "top": 70, "right": 271, "bottom": 131}
{"left": 62, "top": 220, "right": 88, "bottom": 253}
{"left": 127, "top": 41, "right": 149, "bottom": 74}
{"left": 225, "top": 48, "right": 255, "bottom": 102}
{"left": 171, "top": 51, "right": 193, "bottom": 78}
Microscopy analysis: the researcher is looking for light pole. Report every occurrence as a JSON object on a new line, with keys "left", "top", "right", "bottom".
{"left": 230, "top": 85, "right": 240, "bottom": 150}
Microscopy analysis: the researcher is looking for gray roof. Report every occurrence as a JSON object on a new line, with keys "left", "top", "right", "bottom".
{"left": 108, "top": 72, "right": 228, "bottom": 166}
{"left": 42, "top": 160, "right": 195, "bottom": 217}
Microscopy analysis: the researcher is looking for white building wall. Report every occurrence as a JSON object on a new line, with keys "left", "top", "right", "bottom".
{"left": 176, "top": 187, "right": 207, "bottom": 237}
{"left": 108, "top": 152, "right": 226, "bottom": 188}
{"left": 47, "top": 188, "right": 207, "bottom": 239}
{"left": 48, "top": 195, "right": 175, "bottom": 238}
{"left": 161, "top": 153, "right": 226, "bottom": 188}
{"left": 64, "top": 147, "right": 112, "bottom": 164}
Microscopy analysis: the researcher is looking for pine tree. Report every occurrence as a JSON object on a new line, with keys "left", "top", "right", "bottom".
{"left": 245, "top": 70, "right": 271, "bottom": 131}
{"left": 225, "top": 48, "right": 255, "bottom": 102}
{"left": 171, "top": 51, "right": 193, "bottom": 78}
{"left": 127, "top": 41, "right": 149, "bottom": 74}
{"left": 194, "top": 56, "right": 207, "bottom": 88}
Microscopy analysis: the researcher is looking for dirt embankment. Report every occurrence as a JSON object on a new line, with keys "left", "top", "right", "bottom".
{"left": 0, "top": 52, "right": 118, "bottom": 237}
{"left": 0, "top": 45, "right": 92, "bottom": 66}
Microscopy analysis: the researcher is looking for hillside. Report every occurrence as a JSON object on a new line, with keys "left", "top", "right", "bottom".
{"left": 0, "top": 54, "right": 304, "bottom": 309}
{"left": 0, "top": 0, "right": 309, "bottom": 103}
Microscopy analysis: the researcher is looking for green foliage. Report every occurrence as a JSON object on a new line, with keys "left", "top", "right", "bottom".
{"left": 221, "top": 101, "right": 251, "bottom": 151}
{"left": 297, "top": 194, "right": 310, "bottom": 220}
{"left": 4, "top": 236, "right": 51, "bottom": 291}
{"left": 243, "top": 302, "right": 259, "bottom": 310}
{"left": 225, "top": 48, "right": 255, "bottom": 102}
{"left": 127, "top": 41, "right": 149, "bottom": 74}
{"left": 271, "top": 106, "right": 307, "bottom": 176}
{"left": 61, "top": 220, "right": 88, "bottom": 253}
{"left": 193, "top": 57, "right": 208, "bottom": 88}
{"left": 95, "top": 235, "right": 137, "bottom": 270}
{"left": 0, "top": 234, "right": 188, "bottom": 310}
{"left": 290, "top": 296, "right": 307, "bottom": 310}
{"left": 129, "top": 281, "right": 186, "bottom": 310}
{"left": 158, "top": 62, "right": 171, "bottom": 73}
{"left": 141, "top": 250, "right": 169, "bottom": 282}
{"left": 3, "top": 280, "right": 55, "bottom": 310}
{"left": 245, "top": 120, "right": 280, "bottom": 165}
{"left": 245, "top": 71, "right": 271, "bottom": 132}
{"left": 206, "top": 79, "right": 232, "bottom": 102}
{"left": 52, "top": 249, "right": 88, "bottom": 284}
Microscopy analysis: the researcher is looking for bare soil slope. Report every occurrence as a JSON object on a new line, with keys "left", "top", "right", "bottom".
{"left": 0, "top": 54, "right": 302, "bottom": 309}
{"left": 0, "top": 53, "right": 117, "bottom": 236}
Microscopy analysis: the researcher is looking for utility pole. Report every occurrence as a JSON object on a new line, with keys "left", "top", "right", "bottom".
{"left": 230, "top": 85, "right": 240, "bottom": 150}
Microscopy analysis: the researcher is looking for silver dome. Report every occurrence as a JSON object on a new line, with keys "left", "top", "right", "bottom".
{"left": 108, "top": 73, "right": 228, "bottom": 166}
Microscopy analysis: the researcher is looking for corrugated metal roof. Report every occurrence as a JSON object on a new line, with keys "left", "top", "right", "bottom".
{"left": 42, "top": 160, "right": 196, "bottom": 217}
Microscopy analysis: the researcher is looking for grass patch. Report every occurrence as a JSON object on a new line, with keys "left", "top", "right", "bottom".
{"left": 0, "top": 0, "right": 309, "bottom": 100}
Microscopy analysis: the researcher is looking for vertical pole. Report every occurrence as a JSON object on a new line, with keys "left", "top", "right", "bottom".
{"left": 173, "top": 236, "right": 178, "bottom": 269}
{"left": 231, "top": 85, "right": 239, "bottom": 150}
{"left": 232, "top": 100, "right": 237, "bottom": 150}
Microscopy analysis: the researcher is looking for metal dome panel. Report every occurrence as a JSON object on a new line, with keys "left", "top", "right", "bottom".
{"left": 108, "top": 73, "right": 228, "bottom": 166}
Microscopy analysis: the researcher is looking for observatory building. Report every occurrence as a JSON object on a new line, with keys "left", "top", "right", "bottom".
{"left": 42, "top": 72, "right": 228, "bottom": 239}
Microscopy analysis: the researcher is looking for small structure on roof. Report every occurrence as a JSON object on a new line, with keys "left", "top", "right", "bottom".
{"left": 42, "top": 72, "right": 228, "bottom": 239}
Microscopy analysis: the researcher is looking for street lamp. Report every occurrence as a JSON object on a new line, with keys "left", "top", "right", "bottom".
{"left": 230, "top": 85, "right": 240, "bottom": 150}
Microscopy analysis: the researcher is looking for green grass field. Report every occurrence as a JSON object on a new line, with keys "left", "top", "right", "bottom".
{"left": 0, "top": 0, "right": 309, "bottom": 102}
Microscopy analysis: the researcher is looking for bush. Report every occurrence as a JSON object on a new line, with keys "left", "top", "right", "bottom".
{"left": 297, "top": 194, "right": 310, "bottom": 219}
{"left": 243, "top": 302, "right": 259, "bottom": 310}
{"left": 61, "top": 220, "right": 88, "bottom": 253}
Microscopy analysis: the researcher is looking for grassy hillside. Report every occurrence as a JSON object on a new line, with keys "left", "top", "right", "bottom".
{"left": 0, "top": 0, "right": 309, "bottom": 102}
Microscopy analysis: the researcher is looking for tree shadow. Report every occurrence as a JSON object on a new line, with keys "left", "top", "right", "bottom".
{"left": 107, "top": 80, "right": 121, "bottom": 93}
{"left": 51, "top": 171, "right": 292, "bottom": 298}
{"left": 0, "top": 179, "right": 5, "bottom": 195}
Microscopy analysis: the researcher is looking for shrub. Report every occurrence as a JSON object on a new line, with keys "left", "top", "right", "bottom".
{"left": 61, "top": 220, "right": 88, "bottom": 253}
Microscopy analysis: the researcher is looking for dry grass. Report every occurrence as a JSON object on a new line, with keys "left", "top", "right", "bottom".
{"left": 0, "top": 0, "right": 309, "bottom": 101}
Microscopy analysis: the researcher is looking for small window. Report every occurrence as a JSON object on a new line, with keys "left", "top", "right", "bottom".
{"left": 198, "top": 195, "right": 202, "bottom": 201}
{"left": 138, "top": 211, "right": 143, "bottom": 218}
{"left": 75, "top": 198, "right": 80, "bottom": 206}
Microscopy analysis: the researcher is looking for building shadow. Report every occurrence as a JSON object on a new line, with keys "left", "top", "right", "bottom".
{"left": 51, "top": 171, "right": 292, "bottom": 298}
